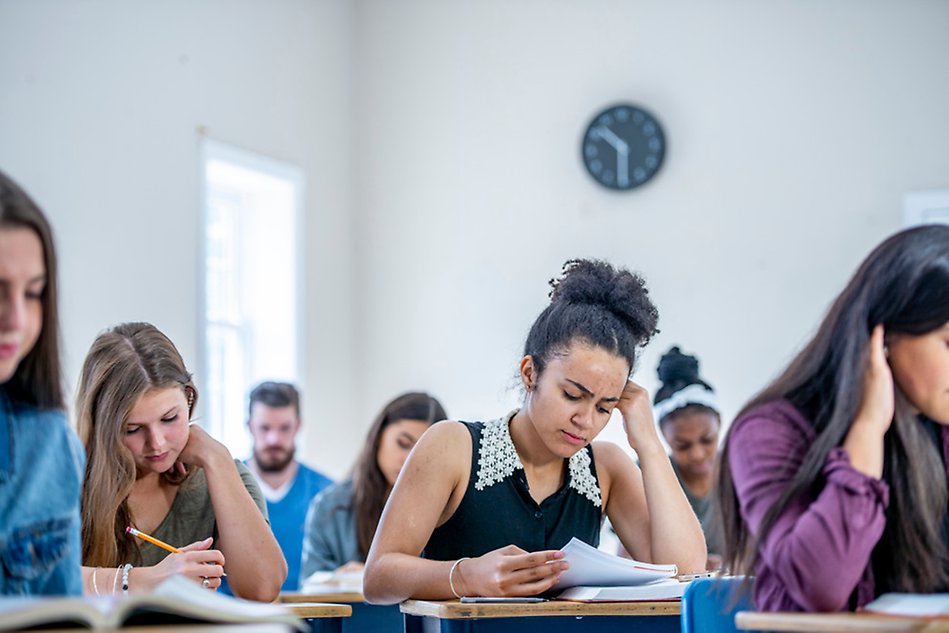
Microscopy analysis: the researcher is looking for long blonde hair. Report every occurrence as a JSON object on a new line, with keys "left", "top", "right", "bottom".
{"left": 77, "top": 322, "right": 197, "bottom": 567}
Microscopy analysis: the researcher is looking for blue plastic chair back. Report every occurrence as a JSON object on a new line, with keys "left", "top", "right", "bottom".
{"left": 680, "top": 576, "right": 754, "bottom": 633}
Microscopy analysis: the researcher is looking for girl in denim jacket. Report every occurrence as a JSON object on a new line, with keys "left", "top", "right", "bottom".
{"left": 0, "top": 170, "right": 85, "bottom": 596}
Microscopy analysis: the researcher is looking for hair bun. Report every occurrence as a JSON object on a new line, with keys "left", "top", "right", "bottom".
{"left": 549, "top": 259, "right": 659, "bottom": 345}
{"left": 657, "top": 346, "right": 700, "bottom": 386}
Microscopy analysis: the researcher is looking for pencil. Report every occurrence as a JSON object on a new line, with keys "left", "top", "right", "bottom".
{"left": 125, "top": 526, "right": 226, "bottom": 576}
{"left": 126, "top": 526, "right": 183, "bottom": 554}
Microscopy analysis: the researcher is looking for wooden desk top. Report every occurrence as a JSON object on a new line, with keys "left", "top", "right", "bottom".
{"left": 284, "top": 601, "right": 353, "bottom": 619}
{"left": 280, "top": 590, "right": 366, "bottom": 603}
{"left": 735, "top": 610, "right": 949, "bottom": 632}
{"left": 400, "top": 599, "right": 680, "bottom": 619}
{"left": 40, "top": 627, "right": 295, "bottom": 633}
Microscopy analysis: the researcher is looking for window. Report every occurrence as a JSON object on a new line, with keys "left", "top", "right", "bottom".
{"left": 200, "top": 139, "right": 304, "bottom": 458}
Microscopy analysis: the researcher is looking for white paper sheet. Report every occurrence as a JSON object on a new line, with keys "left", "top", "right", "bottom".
{"left": 552, "top": 537, "right": 677, "bottom": 589}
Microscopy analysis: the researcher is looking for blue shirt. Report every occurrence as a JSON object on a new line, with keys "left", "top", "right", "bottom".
{"left": 253, "top": 462, "right": 332, "bottom": 591}
{"left": 0, "top": 389, "right": 84, "bottom": 596}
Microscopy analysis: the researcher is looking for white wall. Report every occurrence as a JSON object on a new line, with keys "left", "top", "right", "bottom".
{"left": 2, "top": 0, "right": 948, "bottom": 476}
{"left": 0, "top": 0, "right": 357, "bottom": 476}
{"left": 351, "top": 0, "right": 949, "bottom": 448}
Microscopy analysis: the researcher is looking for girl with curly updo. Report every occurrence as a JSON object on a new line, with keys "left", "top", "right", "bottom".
{"left": 652, "top": 346, "right": 722, "bottom": 569}
{"left": 363, "top": 259, "right": 707, "bottom": 603}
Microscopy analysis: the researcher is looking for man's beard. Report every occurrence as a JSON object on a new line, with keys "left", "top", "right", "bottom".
{"left": 254, "top": 446, "right": 295, "bottom": 473}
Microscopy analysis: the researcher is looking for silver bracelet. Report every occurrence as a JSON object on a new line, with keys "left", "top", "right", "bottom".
{"left": 448, "top": 557, "right": 470, "bottom": 599}
{"left": 112, "top": 566, "right": 122, "bottom": 594}
{"left": 121, "top": 563, "right": 133, "bottom": 595}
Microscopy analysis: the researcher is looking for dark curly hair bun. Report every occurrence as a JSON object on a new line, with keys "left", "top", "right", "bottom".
{"left": 654, "top": 345, "right": 713, "bottom": 404}
{"left": 550, "top": 259, "right": 660, "bottom": 345}
{"left": 523, "top": 258, "right": 659, "bottom": 377}
{"left": 657, "top": 346, "right": 699, "bottom": 386}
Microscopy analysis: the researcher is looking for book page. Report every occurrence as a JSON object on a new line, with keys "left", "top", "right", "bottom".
{"left": 552, "top": 537, "right": 677, "bottom": 590}
{"left": 0, "top": 596, "right": 102, "bottom": 631}
{"left": 116, "top": 576, "right": 304, "bottom": 629}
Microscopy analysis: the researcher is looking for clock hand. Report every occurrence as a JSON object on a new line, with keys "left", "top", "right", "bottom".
{"left": 593, "top": 126, "right": 630, "bottom": 155}
{"left": 617, "top": 152, "right": 629, "bottom": 188}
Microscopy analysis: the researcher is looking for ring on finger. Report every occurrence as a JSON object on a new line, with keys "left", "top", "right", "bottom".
{"left": 202, "top": 577, "right": 210, "bottom": 589}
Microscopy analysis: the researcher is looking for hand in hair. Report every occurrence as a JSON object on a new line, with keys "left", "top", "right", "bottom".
{"left": 174, "top": 422, "right": 232, "bottom": 474}
{"left": 450, "top": 545, "right": 567, "bottom": 597}
{"left": 133, "top": 537, "right": 225, "bottom": 592}
{"left": 843, "top": 325, "right": 894, "bottom": 478}
{"left": 854, "top": 325, "right": 896, "bottom": 434}
{"left": 616, "top": 380, "right": 665, "bottom": 456}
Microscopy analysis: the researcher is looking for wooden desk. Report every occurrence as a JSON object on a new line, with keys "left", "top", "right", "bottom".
{"left": 735, "top": 610, "right": 949, "bottom": 632}
{"left": 39, "top": 627, "right": 296, "bottom": 633}
{"left": 400, "top": 599, "right": 680, "bottom": 632}
{"left": 281, "top": 591, "right": 400, "bottom": 633}
{"left": 282, "top": 602, "right": 351, "bottom": 633}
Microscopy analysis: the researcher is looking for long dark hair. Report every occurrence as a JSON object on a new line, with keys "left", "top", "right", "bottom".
{"left": 0, "top": 170, "right": 64, "bottom": 409}
{"left": 719, "top": 224, "right": 949, "bottom": 593}
{"left": 352, "top": 392, "right": 447, "bottom": 558}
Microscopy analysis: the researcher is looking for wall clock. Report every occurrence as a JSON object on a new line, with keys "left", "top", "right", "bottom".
{"left": 581, "top": 103, "right": 665, "bottom": 191}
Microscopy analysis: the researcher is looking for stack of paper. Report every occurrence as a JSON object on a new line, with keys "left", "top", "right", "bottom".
{"left": 553, "top": 537, "right": 678, "bottom": 589}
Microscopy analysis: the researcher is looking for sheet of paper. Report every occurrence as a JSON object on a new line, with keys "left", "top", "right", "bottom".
{"left": 552, "top": 537, "right": 677, "bottom": 589}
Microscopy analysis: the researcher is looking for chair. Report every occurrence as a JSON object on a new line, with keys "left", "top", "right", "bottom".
{"left": 680, "top": 576, "right": 754, "bottom": 633}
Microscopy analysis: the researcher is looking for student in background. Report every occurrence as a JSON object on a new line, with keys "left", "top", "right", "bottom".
{"left": 300, "top": 392, "right": 447, "bottom": 582}
{"left": 719, "top": 225, "right": 949, "bottom": 612}
{"left": 245, "top": 381, "right": 332, "bottom": 591}
{"left": 77, "top": 322, "right": 286, "bottom": 600}
{"left": 363, "top": 259, "right": 706, "bottom": 604}
{"left": 0, "top": 170, "right": 84, "bottom": 595}
{"left": 652, "top": 346, "right": 722, "bottom": 570}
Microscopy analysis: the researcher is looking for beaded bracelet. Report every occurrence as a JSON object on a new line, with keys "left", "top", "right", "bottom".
{"left": 121, "top": 563, "right": 133, "bottom": 595}
{"left": 448, "top": 557, "right": 470, "bottom": 599}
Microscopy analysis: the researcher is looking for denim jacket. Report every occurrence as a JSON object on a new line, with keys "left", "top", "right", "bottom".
{"left": 0, "top": 389, "right": 84, "bottom": 595}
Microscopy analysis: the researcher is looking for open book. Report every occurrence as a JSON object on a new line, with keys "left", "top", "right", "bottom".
{"left": 552, "top": 537, "right": 678, "bottom": 589}
{"left": 0, "top": 576, "right": 304, "bottom": 631}
{"left": 864, "top": 593, "right": 949, "bottom": 618}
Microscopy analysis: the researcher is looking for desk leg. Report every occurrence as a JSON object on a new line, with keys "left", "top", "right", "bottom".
{"left": 305, "top": 617, "right": 343, "bottom": 633}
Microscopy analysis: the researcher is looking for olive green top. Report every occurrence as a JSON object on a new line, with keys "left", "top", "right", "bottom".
{"left": 139, "top": 460, "right": 268, "bottom": 566}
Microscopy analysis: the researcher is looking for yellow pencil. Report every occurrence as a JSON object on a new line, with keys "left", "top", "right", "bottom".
{"left": 125, "top": 526, "right": 226, "bottom": 576}
{"left": 126, "top": 526, "right": 183, "bottom": 553}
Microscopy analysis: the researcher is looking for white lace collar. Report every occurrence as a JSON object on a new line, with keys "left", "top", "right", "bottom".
{"left": 474, "top": 411, "right": 602, "bottom": 507}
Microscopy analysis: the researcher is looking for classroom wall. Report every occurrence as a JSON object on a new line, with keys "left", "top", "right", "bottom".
{"left": 350, "top": 0, "right": 949, "bottom": 451}
{"left": 0, "top": 0, "right": 358, "bottom": 475}
{"left": 1, "top": 0, "right": 948, "bottom": 477}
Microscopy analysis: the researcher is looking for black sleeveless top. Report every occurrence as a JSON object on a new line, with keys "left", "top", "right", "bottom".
{"left": 423, "top": 413, "right": 603, "bottom": 561}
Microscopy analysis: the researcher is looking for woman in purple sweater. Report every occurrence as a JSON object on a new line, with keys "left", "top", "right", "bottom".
{"left": 718, "top": 224, "right": 949, "bottom": 612}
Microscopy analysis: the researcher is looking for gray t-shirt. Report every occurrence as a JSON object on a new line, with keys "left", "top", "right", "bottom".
{"left": 139, "top": 460, "right": 268, "bottom": 566}
{"left": 671, "top": 459, "right": 720, "bottom": 555}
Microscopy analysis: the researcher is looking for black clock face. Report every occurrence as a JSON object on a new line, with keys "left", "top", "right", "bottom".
{"left": 581, "top": 104, "right": 665, "bottom": 191}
